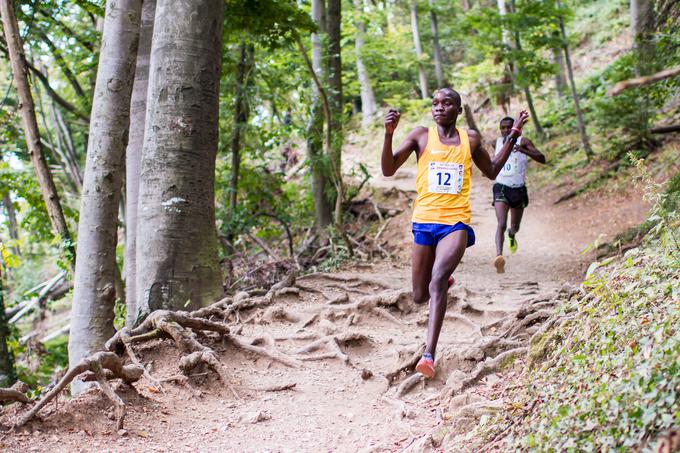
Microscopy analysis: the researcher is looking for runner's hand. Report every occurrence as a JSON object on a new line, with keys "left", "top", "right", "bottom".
{"left": 385, "top": 109, "right": 401, "bottom": 134}
{"left": 511, "top": 111, "right": 530, "bottom": 137}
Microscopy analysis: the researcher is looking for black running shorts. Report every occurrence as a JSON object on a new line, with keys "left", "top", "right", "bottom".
{"left": 492, "top": 183, "right": 529, "bottom": 209}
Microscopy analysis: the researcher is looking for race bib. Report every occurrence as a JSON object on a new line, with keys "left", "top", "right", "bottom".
{"left": 500, "top": 155, "right": 519, "bottom": 176}
{"left": 428, "top": 161, "right": 464, "bottom": 194}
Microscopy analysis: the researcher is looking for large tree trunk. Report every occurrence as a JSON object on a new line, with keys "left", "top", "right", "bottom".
{"left": 229, "top": 41, "right": 254, "bottom": 221}
{"left": 354, "top": 0, "right": 377, "bottom": 127}
{"left": 136, "top": 0, "right": 224, "bottom": 315}
{"left": 0, "top": 0, "right": 74, "bottom": 265}
{"left": 410, "top": 1, "right": 429, "bottom": 99}
{"left": 429, "top": 0, "right": 446, "bottom": 88}
{"left": 0, "top": 266, "right": 16, "bottom": 388}
{"left": 631, "top": 0, "right": 655, "bottom": 75}
{"left": 557, "top": 0, "right": 593, "bottom": 159}
{"left": 307, "top": 0, "right": 333, "bottom": 228}
{"left": 69, "top": 0, "right": 142, "bottom": 393}
{"left": 124, "top": 0, "right": 156, "bottom": 327}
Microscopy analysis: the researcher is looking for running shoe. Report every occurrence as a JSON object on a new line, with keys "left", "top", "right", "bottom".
{"left": 415, "top": 355, "right": 435, "bottom": 378}
{"left": 494, "top": 255, "right": 506, "bottom": 274}
{"left": 508, "top": 234, "right": 518, "bottom": 254}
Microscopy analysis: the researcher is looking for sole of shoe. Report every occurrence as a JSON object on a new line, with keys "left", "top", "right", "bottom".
{"left": 494, "top": 255, "right": 506, "bottom": 274}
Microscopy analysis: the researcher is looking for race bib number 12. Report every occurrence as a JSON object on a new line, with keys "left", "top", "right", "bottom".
{"left": 428, "top": 161, "right": 464, "bottom": 194}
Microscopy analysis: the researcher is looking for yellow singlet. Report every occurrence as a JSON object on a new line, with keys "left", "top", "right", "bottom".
{"left": 412, "top": 127, "right": 472, "bottom": 225}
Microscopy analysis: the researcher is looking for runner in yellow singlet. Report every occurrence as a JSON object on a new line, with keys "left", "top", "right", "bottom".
{"left": 382, "top": 88, "right": 529, "bottom": 378}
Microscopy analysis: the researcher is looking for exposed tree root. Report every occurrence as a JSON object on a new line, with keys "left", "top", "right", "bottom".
{"left": 396, "top": 373, "right": 424, "bottom": 398}
{"left": 293, "top": 332, "right": 371, "bottom": 366}
{"left": 17, "top": 351, "right": 143, "bottom": 428}
{"left": 385, "top": 344, "right": 425, "bottom": 383}
{"left": 0, "top": 388, "right": 31, "bottom": 404}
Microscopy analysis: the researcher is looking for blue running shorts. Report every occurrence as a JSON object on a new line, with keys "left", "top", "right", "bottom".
{"left": 412, "top": 222, "right": 476, "bottom": 248}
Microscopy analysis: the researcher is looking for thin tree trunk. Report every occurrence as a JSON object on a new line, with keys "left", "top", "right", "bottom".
{"left": 429, "top": 0, "right": 446, "bottom": 88}
{"left": 557, "top": 0, "right": 593, "bottom": 159}
{"left": 327, "top": 0, "right": 344, "bottom": 225}
{"left": 124, "top": 0, "right": 156, "bottom": 327}
{"left": 0, "top": 0, "right": 75, "bottom": 265}
{"left": 0, "top": 265, "right": 16, "bottom": 388}
{"left": 307, "top": 0, "right": 333, "bottom": 229}
{"left": 631, "top": 0, "right": 655, "bottom": 76}
{"left": 2, "top": 192, "right": 20, "bottom": 256}
{"left": 229, "top": 41, "right": 254, "bottom": 222}
{"left": 354, "top": 0, "right": 377, "bottom": 126}
{"left": 37, "top": 31, "right": 87, "bottom": 102}
{"left": 136, "top": 0, "right": 224, "bottom": 315}
{"left": 69, "top": 0, "right": 142, "bottom": 394}
{"left": 552, "top": 46, "right": 567, "bottom": 97}
{"left": 51, "top": 104, "right": 83, "bottom": 191}
{"left": 410, "top": 1, "right": 429, "bottom": 99}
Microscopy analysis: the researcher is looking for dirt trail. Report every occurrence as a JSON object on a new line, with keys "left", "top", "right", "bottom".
{"left": 2, "top": 159, "right": 647, "bottom": 452}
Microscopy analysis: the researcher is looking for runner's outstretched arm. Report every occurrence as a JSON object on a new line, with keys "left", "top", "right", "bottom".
{"left": 519, "top": 138, "right": 546, "bottom": 164}
{"left": 381, "top": 109, "right": 426, "bottom": 176}
{"left": 470, "top": 111, "right": 530, "bottom": 179}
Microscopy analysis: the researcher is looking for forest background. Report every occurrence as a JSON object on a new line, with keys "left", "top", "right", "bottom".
{"left": 0, "top": 0, "right": 678, "bottom": 449}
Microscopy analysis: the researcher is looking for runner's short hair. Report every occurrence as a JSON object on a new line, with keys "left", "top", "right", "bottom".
{"left": 434, "top": 88, "right": 461, "bottom": 105}
{"left": 500, "top": 116, "right": 514, "bottom": 124}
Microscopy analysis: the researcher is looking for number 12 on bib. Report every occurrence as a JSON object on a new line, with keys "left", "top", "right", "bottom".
{"left": 428, "top": 161, "right": 464, "bottom": 195}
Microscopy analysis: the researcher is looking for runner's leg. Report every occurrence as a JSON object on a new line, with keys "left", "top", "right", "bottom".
{"left": 412, "top": 243, "right": 435, "bottom": 304}
{"left": 494, "top": 201, "right": 509, "bottom": 256}
{"left": 509, "top": 207, "right": 524, "bottom": 237}
{"left": 425, "top": 230, "right": 468, "bottom": 358}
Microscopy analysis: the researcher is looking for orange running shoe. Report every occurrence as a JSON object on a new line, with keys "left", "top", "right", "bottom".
{"left": 415, "top": 355, "right": 435, "bottom": 378}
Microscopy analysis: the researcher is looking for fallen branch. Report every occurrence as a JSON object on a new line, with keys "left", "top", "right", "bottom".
{"left": 0, "top": 388, "right": 31, "bottom": 404}
{"left": 609, "top": 65, "right": 680, "bottom": 96}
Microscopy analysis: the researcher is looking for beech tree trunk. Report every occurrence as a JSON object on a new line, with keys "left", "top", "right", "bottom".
{"left": 0, "top": 0, "right": 74, "bottom": 265}
{"left": 410, "top": 1, "right": 429, "bottom": 99}
{"left": 0, "top": 266, "right": 15, "bottom": 388}
{"left": 69, "top": 0, "right": 143, "bottom": 393}
{"left": 136, "top": 0, "right": 224, "bottom": 315}
{"left": 557, "top": 0, "right": 593, "bottom": 159}
{"left": 429, "top": 0, "right": 446, "bottom": 88}
{"left": 307, "top": 0, "right": 333, "bottom": 228}
{"left": 631, "top": 0, "right": 655, "bottom": 75}
{"left": 327, "top": 0, "right": 344, "bottom": 224}
{"left": 354, "top": 0, "right": 377, "bottom": 126}
{"left": 125, "top": 0, "right": 156, "bottom": 327}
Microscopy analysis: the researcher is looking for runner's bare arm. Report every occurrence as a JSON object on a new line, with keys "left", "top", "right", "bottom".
{"left": 382, "top": 109, "right": 427, "bottom": 176}
{"left": 471, "top": 111, "right": 529, "bottom": 179}
{"left": 519, "top": 138, "right": 546, "bottom": 164}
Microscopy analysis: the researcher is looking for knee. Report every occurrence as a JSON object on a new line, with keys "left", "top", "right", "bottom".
{"left": 428, "top": 272, "right": 448, "bottom": 297}
{"left": 497, "top": 222, "right": 507, "bottom": 232}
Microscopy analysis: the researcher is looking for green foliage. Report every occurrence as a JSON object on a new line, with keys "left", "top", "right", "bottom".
{"left": 481, "top": 160, "right": 680, "bottom": 451}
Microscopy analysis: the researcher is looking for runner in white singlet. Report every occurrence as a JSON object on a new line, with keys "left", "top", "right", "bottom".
{"left": 491, "top": 116, "right": 546, "bottom": 273}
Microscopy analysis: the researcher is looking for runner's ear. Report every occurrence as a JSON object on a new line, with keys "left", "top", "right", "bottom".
{"left": 458, "top": 107, "right": 463, "bottom": 114}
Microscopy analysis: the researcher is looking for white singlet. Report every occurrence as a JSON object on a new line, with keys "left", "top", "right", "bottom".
{"left": 494, "top": 136, "right": 528, "bottom": 188}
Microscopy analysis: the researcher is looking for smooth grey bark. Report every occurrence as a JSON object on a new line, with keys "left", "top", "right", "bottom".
{"left": 69, "top": 0, "right": 142, "bottom": 394}
{"left": 0, "top": 266, "right": 16, "bottom": 388}
{"left": 353, "top": 0, "right": 377, "bottom": 126}
{"left": 124, "top": 0, "right": 156, "bottom": 327}
{"left": 136, "top": 0, "right": 224, "bottom": 315}
{"left": 410, "top": 1, "right": 429, "bottom": 99}
{"left": 428, "top": 0, "right": 446, "bottom": 88}
{"left": 631, "top": 0, "right": 655, "bottom": 72}
{"left": 0, "top": 0, "right": 75, "bottom": 264}
{"left": 557, "top": 0, "right": 593, "bottom": 159}
{"left": 307, "top": 0, "right": 333, "bottom": 228}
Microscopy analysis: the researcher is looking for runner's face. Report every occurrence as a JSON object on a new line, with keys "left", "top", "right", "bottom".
{"left": 500, "top": 120, "right": 513, "bottom": 138}
{"left": 431, "top": 91, "right": 460, "bottom": 126}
